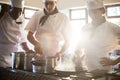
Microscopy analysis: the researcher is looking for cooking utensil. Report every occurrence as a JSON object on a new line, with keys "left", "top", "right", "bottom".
{"left": 11, "top": 50, "right": 35, "bottom": 71}
{"left": 24, "top": 51, "right": 35, "bottom": 71}
{"left": 55, "top": 69, "right": 87, "bottom": 77}
{"left": 11, "top": 52, "right": 25, "bottom": 70}
{"left": 31, "top": 55, "right": 57, "bottom": 73}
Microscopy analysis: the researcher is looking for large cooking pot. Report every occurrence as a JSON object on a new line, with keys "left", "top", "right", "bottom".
{"left": 11, "top": 51, "right": 35, "bottom": 71}
{"left": 11, "top": 52, "right": 25, "bottom": 70}
{"left": 24, "top": 51, "right": 35, "bottom": 71}
{"left": 31, "top": 55, "right": 57, "bottom": 73}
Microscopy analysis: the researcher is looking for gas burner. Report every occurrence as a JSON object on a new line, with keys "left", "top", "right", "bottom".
{"left": 61, "top": 77, "right": 72, "bottom": 80}
{"left": 55, "top": 74, "right": 78, "bottom": 80}
{"left": 55, "top": 70, "right": 77, "bottom": 77}
{"left": 55, "top": 74, "right": 70, "bottom": 77}
{"left": 70, "top": 75, "right": 79, "bottom": 80}
{"left": 60, "top": 75, "right": 79, "bottom": 80}
{"left": 70, "top": 75, "right": 78, "bottom": 78}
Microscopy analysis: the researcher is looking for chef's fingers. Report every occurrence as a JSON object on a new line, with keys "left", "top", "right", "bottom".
{"left": 55, "top": 52, "right": 62, "bottom": 61}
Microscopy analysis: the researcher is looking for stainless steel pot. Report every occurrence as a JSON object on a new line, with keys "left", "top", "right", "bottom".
{"left": 11, "top": 51, "right": 35, "bottom": 71}
{"left": 11, "top": 52, "right": 25, "bottom": 70}
{"left": 31, "top": 55, "right": 57, "bottom": 73}
{"left": 24, "top": 51, "right": 35, "bottom": 71}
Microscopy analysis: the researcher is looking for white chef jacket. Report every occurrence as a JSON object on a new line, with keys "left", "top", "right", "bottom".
{"left": 0, "top": 13, "right": 26, "bottom": 68}
{"left": 25, "top": 10, "right": 71, "bottom": 57}
{"left": 78, "top": 21, "right": 120, "bottom": 72}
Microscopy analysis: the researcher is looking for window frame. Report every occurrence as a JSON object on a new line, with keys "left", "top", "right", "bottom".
{"left": 105, "top": 3, "right": 120, "bottom": 18}
{"left": 0, "top": 4, "right": 2, "bottom": 12}
{"left": 105, "top": 3, "right": 120, "bottom": 26}
{"left": 69, "top": 8, "right": 88, "bottom": 24}
{"left": 24, "top": 7, "right": 38, "bottom": 19}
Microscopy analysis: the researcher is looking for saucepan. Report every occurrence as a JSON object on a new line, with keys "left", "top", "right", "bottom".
{"left": 31, "top": 55, "right": 57, "bottom": 74}
{"left": 55, "top": 67, "right": 87, "bottom": 77}
{"left": 24, "top": 51, "right": 35, "bottom": 71}
{"left": 11, "top": 51, "right": 35, "bottom": 71}
{"left": 55, "top": 68, "right": 87, "bottom": 77}
{"left": 11, "top": 52, "right": 25, "bottom": 70}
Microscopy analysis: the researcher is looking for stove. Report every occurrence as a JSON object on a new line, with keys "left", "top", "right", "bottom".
{"left": 0, "top": 67, "right": 98, "bottom": 80}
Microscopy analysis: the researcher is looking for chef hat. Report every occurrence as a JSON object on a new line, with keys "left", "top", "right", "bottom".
{"left": 42, "top": 0, "right": 57, "bottom": 2}
{"left": 86, "top": 0, "right": 104, "bottom": 10}
{"left": 10, "top": 0, "right": 24, "bottom": 8}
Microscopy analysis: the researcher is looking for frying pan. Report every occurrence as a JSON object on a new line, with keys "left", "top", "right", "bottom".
{"left": 55, "top": 68, "right": 87, "bottom": 77}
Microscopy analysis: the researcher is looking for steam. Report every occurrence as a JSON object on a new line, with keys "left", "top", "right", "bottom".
{"left": 55, "top": 46, "right": 84, "bottom": 72}
{"left": 55, "top": 53, "right": 76, "bottom": 71}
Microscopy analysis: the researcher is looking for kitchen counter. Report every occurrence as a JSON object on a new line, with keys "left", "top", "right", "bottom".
{"left": 105, "top": 71, "right": 120, "bottom": 80}
{"left": 0, "top": 67, "right": 120, "bottom": 80}
{"left": 0, "top": 67, "right": 60, "bottom": 80}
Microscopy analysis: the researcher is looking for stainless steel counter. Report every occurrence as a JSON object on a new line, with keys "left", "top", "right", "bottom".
{"left": 0, "top": 67, "right": 120, "bottom": 80}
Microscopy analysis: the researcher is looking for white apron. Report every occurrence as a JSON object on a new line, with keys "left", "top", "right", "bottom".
{"left": 0, "top": 13, "right": 23, "bottom": 68}
{"left": 0, "top": 27, "right": 18, "bottom": 68}
{"left": 0, "top": 44, "right": 18, "bottom": 68}
{"left": 35, "top": 24, "right": 64, "bottom": 57}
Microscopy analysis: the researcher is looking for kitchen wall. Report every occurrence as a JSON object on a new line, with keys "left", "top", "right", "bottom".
{"left": 0, "top": 0, "right": 120, "bottom": 9}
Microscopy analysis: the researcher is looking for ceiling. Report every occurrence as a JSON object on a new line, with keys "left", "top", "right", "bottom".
{"left": 0, "top": 0, "right": 120, "bottom": 9}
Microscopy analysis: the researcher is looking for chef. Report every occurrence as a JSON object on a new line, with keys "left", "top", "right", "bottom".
{"left": 77, "top": 0, "right": 120, "bottom": 77}
{"left": 0, "top": 3, "right": 10, "bottom": 19}
{"left": 25, "top": 0, "right": 72, "bottom": 57}
{"left": 0, "top": 0, "right": 29, "bottom": 68}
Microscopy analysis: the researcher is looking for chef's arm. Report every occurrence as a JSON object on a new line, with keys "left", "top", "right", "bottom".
{"left": 114, "top": 57, "right": 120, "bottom": 65}
{"left": 56, "top": 34, "right": 70, "bottom": 58}
{"left": 56, "top": 17, "right": 72, "bottom": 57}
{"left": 100, "top": 57, "right": 120, "bottom": 66}
{"left": 58, "top": 30, "right": 71, "bottom": 56}
{"left": 55, "top": 40, "right": 69, "bottom": 58}
{"left": 21, "top": 42, "right": 29, "bottom": 52}
{"left": 60, "top": 40, "right": 70, "bottom": 53}
{"left": 27, "top": 31, "right": 39, "bottom": 46}
{"left": 27, "top": 31, "right": 42, "bottom": 54}
{"left": 60, "top": 23, "right": 72, "bottom": 54}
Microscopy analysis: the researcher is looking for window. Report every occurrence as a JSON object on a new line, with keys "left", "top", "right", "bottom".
{"left": 108, "top": 18, "right": 120, "bottom": 26}
{"left": 70, "top": 9, "right": 86, "bottom": 20}
{"left": 70, "top": 8, "right": 88, "bottom": 28}
{"left": 69, "top": 8, "right": 88, "bottom": 48}
{"left": 24, "top": 7, "right": 38, "bottom": 19}
{"left": 0, "top": 4, "right": 1, "bottom": 12}
{"left": 106, "top": 3, "right": 120, "bottom": 26}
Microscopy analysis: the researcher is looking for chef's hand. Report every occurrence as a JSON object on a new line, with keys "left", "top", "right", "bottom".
{"left": 100, "top": 57, "right": 115, "bottom": 66}
{"left": 34, "top": 44, "right": 43, "bottom": 55}
{"left": 55, "top": 52, "right": 62, "bottom": 60}
{"left": 21, "top": 42, "right": 30, "bottom": 52}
